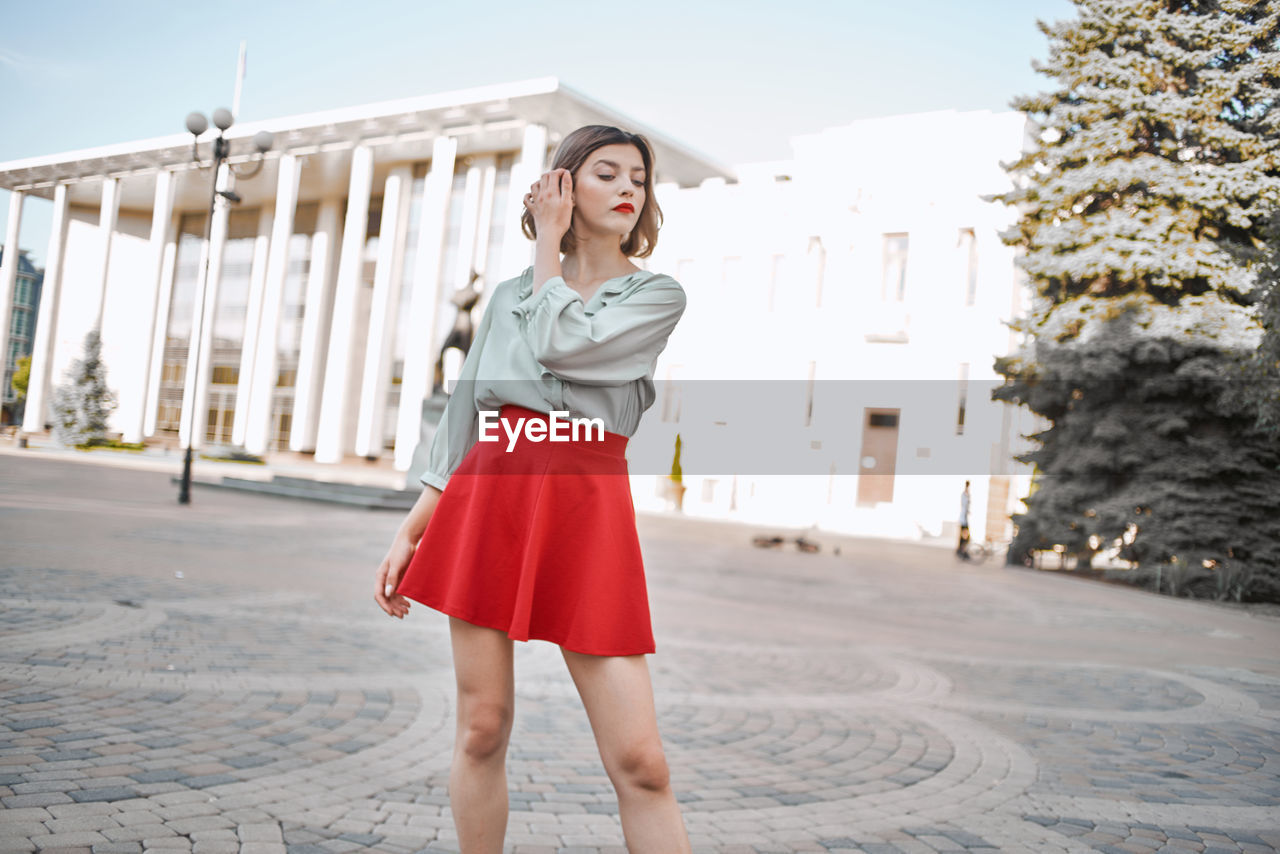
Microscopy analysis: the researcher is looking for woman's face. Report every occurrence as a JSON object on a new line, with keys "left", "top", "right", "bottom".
{"left": 570, "top": 143, "right": 647, "bottom": 240}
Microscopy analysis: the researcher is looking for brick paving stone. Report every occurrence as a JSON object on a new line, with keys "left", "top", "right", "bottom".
{"left": 30, "top": 834, "right": 109, "bottom": 849}
{"left": 158, "top": 820, "right": 233, "bottom": 838}
{"left": 43, "top": 822, "right": 120, "bottom": 837}
{"left": 0, "top": 824, "right": 51, "bottom": 841}
{"left": 98, "top": 828, "right": 174, "bottom": 845}
{"left": 4, "top": 795, "right": 75, "bottom": 809}
{"left": 0, "top": 810, "right": 56, "bottom": 826}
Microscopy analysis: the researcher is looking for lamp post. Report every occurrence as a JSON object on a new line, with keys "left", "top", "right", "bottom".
{"left": 178, "top": 109, "right": 273, "bottom": 504}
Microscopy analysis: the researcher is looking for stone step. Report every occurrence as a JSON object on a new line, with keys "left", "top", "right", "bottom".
{"left": 170, "top": 474, "right": 419, "bottom": 510}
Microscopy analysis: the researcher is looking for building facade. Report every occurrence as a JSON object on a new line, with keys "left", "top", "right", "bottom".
{"left": 0, "top": 80, "right": 1036, "bottom": 539}
{"left": 629, "top": 109, "right": 1040, "bottom": 540}
{"left": 0, "top": 245, "right": 43, "bottom": 426}
{"left": 0, "top": 79, "right": 728, "bottom": 469}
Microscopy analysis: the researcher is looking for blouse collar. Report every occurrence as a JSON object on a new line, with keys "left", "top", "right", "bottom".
{"left": 514, "top": 266, "right": 648, "bottom": 301}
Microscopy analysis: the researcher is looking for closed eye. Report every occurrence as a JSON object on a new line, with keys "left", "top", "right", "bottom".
{"left": 598, "top": 174, "right": 647, "bottom": 187}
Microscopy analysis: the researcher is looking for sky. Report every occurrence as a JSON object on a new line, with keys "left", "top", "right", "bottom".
{"left": 1, "top": 0, "right": 1076, "bottom": 268}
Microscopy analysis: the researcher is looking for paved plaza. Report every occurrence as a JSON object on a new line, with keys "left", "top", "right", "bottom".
{"left": 1, "top": 452, "right": 1278, "bottom": 854}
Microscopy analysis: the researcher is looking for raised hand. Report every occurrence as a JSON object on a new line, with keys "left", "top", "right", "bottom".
{"left": 525, "top": 168, "right": 574, "bottom": 242}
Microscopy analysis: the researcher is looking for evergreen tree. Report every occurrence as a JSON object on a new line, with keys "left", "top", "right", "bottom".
{"left": 991, "top": 0, "right": 1280, "bottom": 600}
{"left": 1238, "top": 211, "right": 1280, "bottom": 432}
{"left": 52, "top": 330, "right": 117, "bottom": 447}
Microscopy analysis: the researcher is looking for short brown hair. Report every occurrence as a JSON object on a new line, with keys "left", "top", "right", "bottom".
{"left": 520, "top": 125, "right": 663, "bottom": 258}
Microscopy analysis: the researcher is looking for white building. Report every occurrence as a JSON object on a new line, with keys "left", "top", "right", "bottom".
{"left": 0, "top": 78, "right": 1036, "bottom": 541}
{"left": 631, "top": 109, "right": 1040, "bottom": 541}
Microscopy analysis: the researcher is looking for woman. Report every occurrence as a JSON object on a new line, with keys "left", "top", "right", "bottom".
{"left": 374, "top": 125, "right": 693, "bottom": 853}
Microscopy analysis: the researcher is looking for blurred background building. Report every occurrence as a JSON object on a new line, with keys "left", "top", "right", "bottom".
{"left": 0, "top": 78, "right": 1035, "bottom": 540}
{"left": 0, "top": 246, "right": 43, "bottom": 427}
{"left": 635, "top": 108, "right": 1040, "bottom": 541}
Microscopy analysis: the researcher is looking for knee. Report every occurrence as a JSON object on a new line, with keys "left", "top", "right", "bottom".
{"left": 457, "top": 702, "right": 512, "bottom": 761}
{"left": 613, "top": 741, "right": 671, "bottom": 792}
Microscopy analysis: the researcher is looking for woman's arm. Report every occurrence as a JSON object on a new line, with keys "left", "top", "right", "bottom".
{"left": 375, "top": 484, "right": 442, "bottom": 618}
{"left": 418, "top": 284, "right": 500, "bottom": 491}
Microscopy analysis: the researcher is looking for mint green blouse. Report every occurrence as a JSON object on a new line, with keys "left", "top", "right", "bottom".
{"left": 420, "top": 264, "right": 688, "bottom": 491}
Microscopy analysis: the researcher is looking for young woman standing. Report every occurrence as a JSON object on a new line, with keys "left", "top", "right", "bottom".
{"left": 374, "top": 125, "right": 693, "bottom": 853}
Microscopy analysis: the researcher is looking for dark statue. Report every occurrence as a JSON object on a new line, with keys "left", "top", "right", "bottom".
{"left": 406, "top": 268, "right": 484, "bottom": 485}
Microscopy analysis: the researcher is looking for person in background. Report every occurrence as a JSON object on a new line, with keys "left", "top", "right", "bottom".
{"left": 956, "top": 480, "right": 972, "bottom": 560}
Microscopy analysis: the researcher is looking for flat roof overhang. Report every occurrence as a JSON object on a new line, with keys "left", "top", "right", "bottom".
{"left": 0, "top": 77, "right": 733, "bottom": 212}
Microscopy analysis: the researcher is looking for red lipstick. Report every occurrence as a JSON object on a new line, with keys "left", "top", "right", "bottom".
{"left": 613, "top": 203, "right": 635, "bottom": 213}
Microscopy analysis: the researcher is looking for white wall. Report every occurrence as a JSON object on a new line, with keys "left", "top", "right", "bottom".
{"left": 632, "top": 109, "right": 1034, "bottom": 540}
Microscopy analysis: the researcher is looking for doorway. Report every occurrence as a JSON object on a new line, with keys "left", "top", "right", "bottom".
{"left": 856, "top": 408, "right": 900, "bottom": 505}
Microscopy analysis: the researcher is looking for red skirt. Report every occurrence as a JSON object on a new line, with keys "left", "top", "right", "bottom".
{"left": 394, "top": 404, "right": 655, "bottom": 656}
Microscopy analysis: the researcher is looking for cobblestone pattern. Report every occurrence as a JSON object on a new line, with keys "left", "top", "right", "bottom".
{"left": 967, "top": 712, "right": 1280, "bottom": 806}
{"left": 931, "top": 662, "right": 1205, "bottom": 713}
{"left": 3, "top": 566, "right": 1278, "bottom": 854}
{"left": 2, "top": 453, "right": 1279, "bottom": 853}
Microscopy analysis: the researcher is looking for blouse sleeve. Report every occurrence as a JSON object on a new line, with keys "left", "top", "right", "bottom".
{"left": 419, "top": 292, "right": 498, "bottom": 492}
{"left": 511, "top": 274, "right": 687, "bottom": 386}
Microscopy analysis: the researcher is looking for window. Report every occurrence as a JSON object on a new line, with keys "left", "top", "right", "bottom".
{"left": 958, "top": 228, "right": 978, "bottom": 306}
{"left": 957, "top": 363, "right": 969, "bottom": 435}
{"left": 881, "top": 233, "right": 908, "bottom": 301}
{"left": 768, "top": 254, "right": 784, "bottom": 312}
{"left": 868, "top": 412, "right": 899, "bottom": 428}
{"left": 804, "top": 361, "right": 816, "bottom": 427}
{"left": 211, "top": 366, "right": 239, "bottom": 385}
{"left": 808, "top": 236, "right": 826, "bottom": 307}
{"left": 276, "top": 368, "right": 297, "bottom": 388}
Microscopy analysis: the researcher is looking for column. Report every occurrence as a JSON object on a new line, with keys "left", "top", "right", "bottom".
{"left": 290, "top": 197, "right": 340, "bottom": 453}
{"left": 143, "top": 211, "right": 180, "bottom": 438}
{"left": 92, "top": 177, "right": 120, "bottom": 331}
{"left": 129, "top": 171, "right": 176, "bottom": 444}
{"left": 354, "top": 164, "right": 412, "bottom": 458}
{"left": 496, "top": 123, "right": 547, "bottom": 290}
{"left": 451, "top": 155, "right": 490, "bottom": 293}
{"left": 179, "top": 165, "right": 233, "bottom": 451}
{"left": 435, "top": 155, "right": 490, "bottom": 391}
{"left": 314, "top": 144, "right": 374, "bottom": 464}
{"left": 478, "top": 124, "right": 546, "bottom": 320}
{"left": 231, "top": 204, "right": 274, "bottom": 446}
{"left": 393, "top": 135, "right": 457, "bottom": 470}
{"left": 245, "top": 153, "right": 301, "bottom": 456}
{"left": 23, "top": 184, "right": 69, "bottom": 434}
{"left": 0, "top": 190, "right": 23, "bottom": 395}
{"left": 471, "top": 156, "right": 497, "bottom": 283}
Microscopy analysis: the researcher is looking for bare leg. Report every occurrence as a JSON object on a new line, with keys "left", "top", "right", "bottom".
{"left": 561, "top": 648, "right": 692, "bottom": 853}
{"left": 448, "top": 616, "right": 515, "bottom": 854}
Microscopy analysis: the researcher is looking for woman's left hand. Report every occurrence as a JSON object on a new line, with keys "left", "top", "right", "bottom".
{"left": 526, "top": 168, "right": 574, "bottom": 242}
{"left": 375, "top": 535, "right": 416, "bottom": 619}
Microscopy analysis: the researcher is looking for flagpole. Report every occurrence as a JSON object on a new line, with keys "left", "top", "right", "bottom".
{"left": 232, "top": 41, "right": 247, "bottom": 119}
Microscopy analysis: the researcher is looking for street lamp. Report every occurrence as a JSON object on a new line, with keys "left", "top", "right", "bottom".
{"left": 178, "top": 109, "right": 273, "bottom": 505}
